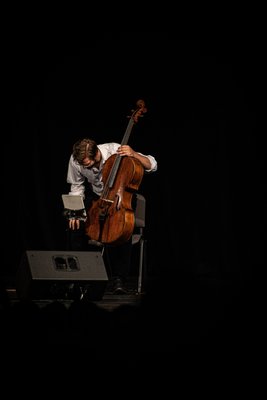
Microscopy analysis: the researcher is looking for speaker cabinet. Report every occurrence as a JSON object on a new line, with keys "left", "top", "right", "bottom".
{"left": 16, "top": 250, "right": 108, "bottom": 301}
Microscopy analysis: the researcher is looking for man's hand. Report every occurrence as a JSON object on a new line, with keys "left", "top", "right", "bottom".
{"left": 117, "top": 145, "right": 135, "bottom": 157}
{"left": 69, "top": 218, "right": 80, "bottom": 230}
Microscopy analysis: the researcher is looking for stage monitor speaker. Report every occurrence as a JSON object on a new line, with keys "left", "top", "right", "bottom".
{"left": 16, "top": 250, "right": 108, "bottom": 301}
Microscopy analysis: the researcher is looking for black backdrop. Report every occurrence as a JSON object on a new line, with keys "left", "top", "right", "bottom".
{"left": 2, "top": 34, "right": 264, "bottom": 285}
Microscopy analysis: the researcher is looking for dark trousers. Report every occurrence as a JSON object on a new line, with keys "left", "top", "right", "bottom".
{"left": 66, "top": 222, "right": 132, "bottom": 282}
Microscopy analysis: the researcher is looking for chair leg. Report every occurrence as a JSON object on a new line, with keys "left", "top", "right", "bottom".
{"left": 137, "top": 237, "right": 145, "bottom": 294}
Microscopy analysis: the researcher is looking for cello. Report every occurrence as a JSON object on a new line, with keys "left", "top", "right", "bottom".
{"left": 85, "top": 99, "right": 147, "bottom": 246}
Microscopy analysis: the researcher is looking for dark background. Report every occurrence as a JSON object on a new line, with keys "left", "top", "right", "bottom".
{"left": 2, "top": 33, "right": 264, "bottom": 287}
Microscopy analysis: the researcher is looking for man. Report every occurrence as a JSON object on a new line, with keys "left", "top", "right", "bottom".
{"left": 66, "top": 138, "right": 157, "bottom": 294}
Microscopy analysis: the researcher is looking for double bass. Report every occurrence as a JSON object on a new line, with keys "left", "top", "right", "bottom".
{"left": 85, "top": 99, "right": 147, "bottom": 246}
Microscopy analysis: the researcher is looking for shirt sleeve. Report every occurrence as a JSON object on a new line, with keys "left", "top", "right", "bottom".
{"left": 138, "top": 153, "right": 158, "bottom": 173}
{"left": 67, "top": 155, "right": 86, "bottom": 197}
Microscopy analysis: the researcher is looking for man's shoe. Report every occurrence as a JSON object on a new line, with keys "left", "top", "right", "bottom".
{"left": 112, "top": 278, "right": 128, "bottom": 294}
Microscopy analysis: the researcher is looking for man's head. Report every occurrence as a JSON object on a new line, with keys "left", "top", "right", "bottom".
{"left": 72, "top": 138, "right": 99, "bottom": 167}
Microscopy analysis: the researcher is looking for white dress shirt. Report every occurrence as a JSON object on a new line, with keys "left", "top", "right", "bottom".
{"left": 67, "top": 142, "right": 157, "bottom": 197}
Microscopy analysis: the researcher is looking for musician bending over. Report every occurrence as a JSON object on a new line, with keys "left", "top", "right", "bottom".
{"left": 65, "top": 138, "right": 157, "bottom": 294}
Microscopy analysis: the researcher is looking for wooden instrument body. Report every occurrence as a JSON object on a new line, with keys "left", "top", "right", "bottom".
{"left": 85, "top": 154, "right": 144, "bottom": 245}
